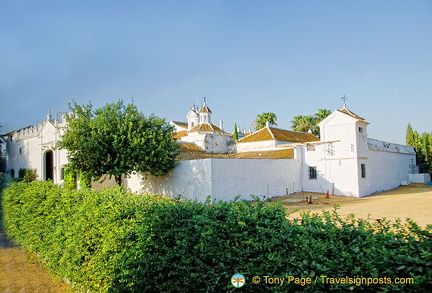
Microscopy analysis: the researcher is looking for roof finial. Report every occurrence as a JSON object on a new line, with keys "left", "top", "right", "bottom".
{"left": 341, "top": 95, "right": 347, "bottom": 108}
{"left": 203, "top": 96, "right": 207, "bottom": 105}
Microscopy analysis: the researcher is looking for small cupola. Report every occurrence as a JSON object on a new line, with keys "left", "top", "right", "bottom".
{"left": 198, "top": 97, "right": 212, "bottom": 124}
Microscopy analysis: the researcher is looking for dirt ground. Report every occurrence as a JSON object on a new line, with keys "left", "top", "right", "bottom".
{"left": 0, "top": 183, "right": 431, "bottom": 292}
{"left": 0, "top": 229, "right": 72, "bottom": 293}
{"left": 276, "top": 183, "right": 432, "bottom": 227}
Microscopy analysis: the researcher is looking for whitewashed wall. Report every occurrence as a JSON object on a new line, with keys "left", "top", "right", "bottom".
{"left": 363, "top": 139, "right": 416, "bottom": 196}
{"left": 5, "top": 120, "right": 69, "bottom": 184}
{"left": 301, "top": 142, "right": 362, "bottom": 197}
{"left": 125, "top": 158, "right": 301, "bottom": 202}
{"left": 210, "top": 158, "right": 301, "bottom": 201}
{"left": 235, "top": 140, "right": 277, "bottom": 152}
{"left": 124, "top": 159, "right": 213, "bottom": 202}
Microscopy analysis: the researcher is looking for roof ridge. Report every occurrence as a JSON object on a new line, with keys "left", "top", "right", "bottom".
{"left": 267, "top": 126, "right": 276, "bottom": 139}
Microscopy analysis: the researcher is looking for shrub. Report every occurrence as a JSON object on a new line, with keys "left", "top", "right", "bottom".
{"left": 63, "top": 165, "right": 77, "bottom": 190}
{"left": 2, "top": 182, "right": 432, "bottom": 292}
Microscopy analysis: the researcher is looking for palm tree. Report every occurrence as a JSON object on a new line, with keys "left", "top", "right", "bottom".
{"left": 291, "top": 115, "right": 317, "bottom": 134}
{"left": 254, "top": 112, "right": 277, "bottom": 130}
{"left": 291, "top": 109, "right": 331, "bottom": 136}
{"left": 314, "top": 109, "right": 331, "bottom": 121}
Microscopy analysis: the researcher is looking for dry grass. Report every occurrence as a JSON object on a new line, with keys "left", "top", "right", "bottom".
{"left": 273, "top": 183, "right": 432, "bottom": 227}
{"left": 0, "top": 230, "right": 72, "bottom": 293}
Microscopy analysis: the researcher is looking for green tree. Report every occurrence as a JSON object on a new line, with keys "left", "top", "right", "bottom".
{"left": 233, "top": 123, "right": 239, "bottom": 140}
{"left": 291, "top": 109, "right": 331, "bottom": 136}
{"left": 314, "top": 109, "right": 332, "bottom": 121}
{"left": 406, "top": 124, "right": 415, "bottom": 149}
{"left": 57, "top": 100, "right": 179, "bottom": 186}
{"left": 254, "top": 112, "right": 277, "bottom": 130}
{"left": 291, "top": 115, "right": 318, "bottom": 134}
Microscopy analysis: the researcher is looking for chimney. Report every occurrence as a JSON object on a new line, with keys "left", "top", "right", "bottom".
{"left": 220, "top": 120, "right": 223, "bottom": 130}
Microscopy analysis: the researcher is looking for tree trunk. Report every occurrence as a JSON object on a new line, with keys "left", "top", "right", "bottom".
{"left": 115, "top": 175, "right": 122, "bottom": 186}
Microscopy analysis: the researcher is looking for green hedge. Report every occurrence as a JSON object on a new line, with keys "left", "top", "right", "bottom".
{"left": 2, "top": 181, "right": 432, "bottom": 292}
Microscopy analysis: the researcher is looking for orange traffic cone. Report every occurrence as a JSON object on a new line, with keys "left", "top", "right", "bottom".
{"left": 305, "top": 196, "right": 309, "bottom": 204}
{"left": 309, "top": 195, "right": 313, "bottom": 204}
{"left": 326, "top": 190, "right": 330, "bottom": 199}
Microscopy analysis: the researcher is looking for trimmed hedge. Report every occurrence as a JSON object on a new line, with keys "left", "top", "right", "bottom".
{"left": 2, "top": 181, "right": 432, "bottom": 292}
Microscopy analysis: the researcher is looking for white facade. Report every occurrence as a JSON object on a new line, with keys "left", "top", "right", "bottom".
{"left": 4, "top": 113, "right": 69, "bottom": 184}
{"left": 299, "top": 107, "right": 416, "bottom": 197}
{"left": 124, "top": 158, "right": 301, "bottom": 202}
{"left": 3, "top": 103, "right": 420, "bottom": 201}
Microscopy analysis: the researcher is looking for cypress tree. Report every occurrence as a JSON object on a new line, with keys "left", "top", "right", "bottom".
{"left": 233, "top": 123, "right": 239, "bottom": 140}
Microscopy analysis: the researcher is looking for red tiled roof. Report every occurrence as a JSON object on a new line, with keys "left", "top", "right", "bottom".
{"left": 189, "top": 123, "right": 224, "bottom": 133}
{"left": 199, "top": 104, "right": 212, "bottom": 113}
{"left": 174, "top": 131, "right": 188, "bottom": 140}
{"left": 237, "top": 127, "right": 319, "bottom": 143}
{"left": 231, "top": 149, "right": 294, "bottom": 159}
{"left": 172, "top": 121, "right": 188, "bottom": 129}
{"left": 338, "top": 106, "right": 365, "bottom": 121}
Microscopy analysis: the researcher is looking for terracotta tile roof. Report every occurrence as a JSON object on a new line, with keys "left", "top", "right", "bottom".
{"left": 199, "top": 104, "right": 212, "bottom": 113}
{"left": 172, "top": 121, "right": 188, "bottom": 129}
{"left": 237, "top": 127, "right": 319, "bottom": 143}
{"left": 174, "top": 130, "right": 188, "bottom": 140}
{"left": 231, "top": 149, "right": 294, "bottom": 159}
{"left": 177, "top": 149, "right": 295, "bottom": 160}
{"left": 178, "top": 142, "right": 204, "bottom": 152}
{"left": 338, "top": 106, "right": 365, "bottom": 121}
{"left": 189, "top": 123, "right": 224, "bottom": 133}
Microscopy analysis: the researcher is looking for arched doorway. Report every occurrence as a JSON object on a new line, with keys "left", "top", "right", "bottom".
{"left": 45, "top": 150, "right": 54, "bottom": 181}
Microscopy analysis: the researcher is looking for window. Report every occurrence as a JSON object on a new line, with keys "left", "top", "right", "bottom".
{"left": 359, "top": 127, "right": 364, "bottom": 133}
{"left": 361, "top": 164, "right": 366, "bottom": 178}
{"left": 60, "top": 168, "right": 65, "bottom": 180}
{"left": 307, "top": 145, "right": 315, "bottom": 151}
{"left": 309, "top": 166, "right": 317, "bottom": 179}
{"left": 19, "top": 148, "right": 22, "bottom": 154}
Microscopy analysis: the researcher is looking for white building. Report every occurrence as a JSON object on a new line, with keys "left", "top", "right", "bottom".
{"left": 3, "top": 101, "right": 423, "bottom": 201}
{"left": 3, "top": 111, "right": 69, "bottom": 184}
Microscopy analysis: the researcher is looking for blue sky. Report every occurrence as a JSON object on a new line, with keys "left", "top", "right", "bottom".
{"left": 1, "top": 0, "right": 431, "bottom": 144}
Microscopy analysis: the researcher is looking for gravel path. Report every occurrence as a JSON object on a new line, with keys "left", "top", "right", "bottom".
{"left": 0, "top": 227, "right": 71, "bottom": 292}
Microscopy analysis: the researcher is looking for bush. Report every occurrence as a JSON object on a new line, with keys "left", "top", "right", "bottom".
{"left": 63, "top": 165, "right": 77, "bottom": 190}
{"left": 2, "top": 182, "right": 432, "bottom": 292}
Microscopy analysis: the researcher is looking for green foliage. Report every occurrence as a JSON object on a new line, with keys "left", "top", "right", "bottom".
{"left": 0, "top": 172, "right": 12, "bottom": 192}
{"left": 233, "top": 123, "right": 239, "bottom": 140}
{"left": 291, "top": 109, "right": 331, "bottom": 136}
{"left": 254, "top": 112, "right": 277, "bottom": 130}
{"left": 2, "top": 182, "right": 432, "bottom": 292}
{"left": 406, "top": 123, "right": 415, "bottom": 149}
{"left": 18, "top": 168, "right": 37, "bottom": 182}
{"left": 79, "top": 170, "right": 92, "bottom": 189}
{"left": 63, "top": 165, "right": 77, "bottom": 190}
{"left": 406, "top": 124, "right": 432, "bottom": 172}
{"left": 57, "top": 100, "right": 179, "bottom": 186}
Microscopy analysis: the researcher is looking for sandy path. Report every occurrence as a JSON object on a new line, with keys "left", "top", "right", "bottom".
{"left": 0, "top": 228, "right": 71, "bottom": 292}
{"left": 280, "top": 183, "right": 432, "bottom": 227}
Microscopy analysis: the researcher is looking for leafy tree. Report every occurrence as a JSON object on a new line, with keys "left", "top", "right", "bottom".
{"left": 314, "top": 108, "right": 332, "bottom": 121}
{"left": 291, "top": 109, "right": 331, "bottom": 136}
{"left": 254, "top": 112, "right": 277, "bottom": 130}
{"left": 57, "top": 100, "right": 179, "bottom": 186}
{"left": 233, "top": 123, "right": 239, "bottom": 140}
{"left": 291, "top": 115, "right": 319, "bottom": 134}
{"left": 406, "top": 124, "right": 415, "bottom": 149}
